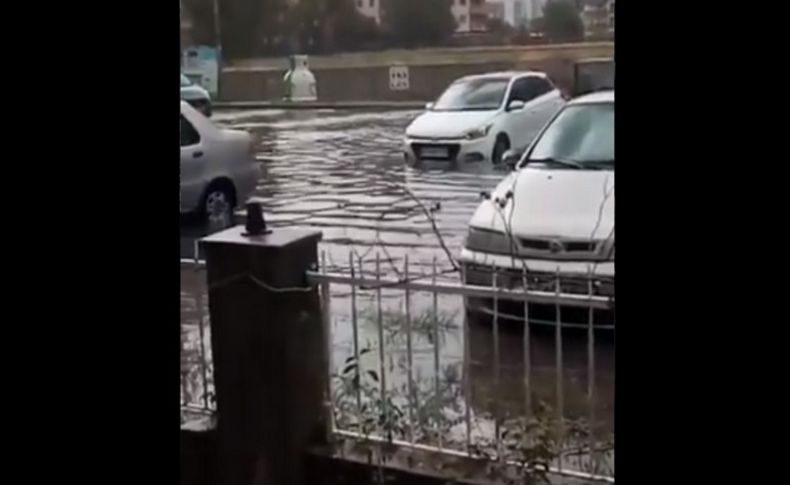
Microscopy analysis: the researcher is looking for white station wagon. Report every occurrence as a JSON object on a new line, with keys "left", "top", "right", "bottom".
{"left": 403, "top": 71, "right": 566, "bottom": 165}
{"left": 460, "top": 90, "right": 614, "bottom": 328}
{"left": 180, "top": 101, "right": 259, "bottom": 225}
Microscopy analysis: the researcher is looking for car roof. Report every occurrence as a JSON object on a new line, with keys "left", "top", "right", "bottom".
{"left": 456, "top": 71, "right": 548, "bottom": 82}
{"left": 569, "top": 90, "right": 614, "bottom": 105}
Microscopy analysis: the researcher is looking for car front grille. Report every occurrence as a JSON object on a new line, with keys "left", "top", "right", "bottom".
{"left": 518, "top": 238, "right": 601, "bottom": 258}
{"left": 464, "top": 264, "right": 615, "bottom": 298}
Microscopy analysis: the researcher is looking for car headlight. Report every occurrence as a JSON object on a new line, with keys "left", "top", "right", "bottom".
{"left": 465, "top": 227, "right": 515, "bottom": 254}
{"left": 465, "top": 124, "right": 493, "bottom": 140}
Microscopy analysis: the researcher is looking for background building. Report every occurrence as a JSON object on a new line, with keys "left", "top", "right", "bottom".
{"left": 451, "top": 0, "right": 472, "bottom": 32}
{"left": 355, "top": 0, "right": 383, "bottom": 25}
{"left": 484, "top": 1, "right": 507, "bottom": 23}
{"left": 352, "top": 0, "right": 478, "bottom": 33}
{"left": 582, "top": 0, "right": 614, "bottom": 38}
{"left": 502, "top": 0, "right": 545, "bottom": 27}
{"left": 469, "top": 0, "right": 493, "bottom": 32}
{"left": 180, "top": 0, "right": 194, "bottom": 47}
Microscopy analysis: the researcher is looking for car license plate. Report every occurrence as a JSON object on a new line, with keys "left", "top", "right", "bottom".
{"left": 421, "top": 146, "right": 448, "bottom": 158}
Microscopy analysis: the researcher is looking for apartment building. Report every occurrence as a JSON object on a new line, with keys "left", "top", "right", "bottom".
{"left": 180, "top": 0, "right": 194, "bottom": 47}
{"left": 582, "top": 0, "right": 614, "bottom": 38}
{"left": 469, "top": 0, "right": 492, "bottom": 32}
{"left": 351, "top": 0, "right": 476, "bottom": 33}
{"left": 500, "top": 0, "right": 544, "bottom": 27}
{"left": 354, "top": 0, "right": 383, "bottom": 25}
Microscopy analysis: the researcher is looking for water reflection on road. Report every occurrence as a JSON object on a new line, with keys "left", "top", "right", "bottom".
{"left": 180, "top": 109, "right": 614, "bottom": 472}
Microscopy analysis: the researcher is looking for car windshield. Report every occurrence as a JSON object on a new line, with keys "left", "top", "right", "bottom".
{"left": 432, "top": 78, "right": 509, "bottom": 111}
{"left": 180, "top": 74, "right": 192, "bottom": 87}
{"left": 523, "top": 102, "right": 614, "bottom": 169}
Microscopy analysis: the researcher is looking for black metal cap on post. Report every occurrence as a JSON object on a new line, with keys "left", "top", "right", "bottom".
{"left": 243, "top": 202, "right": 271, "bottom": 236}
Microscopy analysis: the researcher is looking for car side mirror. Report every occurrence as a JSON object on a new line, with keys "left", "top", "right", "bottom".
{"left": 425, "top": 102, "right": 434, "bottom": 110}
{"left": 507, "top": 99, "right": 525, "bottom": 112}
{"left": 502, "top": 149, "right": 522, "bottom": 169}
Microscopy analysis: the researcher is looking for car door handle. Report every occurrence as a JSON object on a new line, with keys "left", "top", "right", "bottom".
{"left": 193, "top": 151, "right": 203, "bottom": 158}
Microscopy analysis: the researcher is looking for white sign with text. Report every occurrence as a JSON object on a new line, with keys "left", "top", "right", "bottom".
{"left": 389, "top": 65, "right": 410, "bottom": 91}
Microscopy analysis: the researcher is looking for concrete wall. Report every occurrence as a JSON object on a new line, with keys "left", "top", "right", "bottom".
{"left": 219, "top": 42, "right": 613, "bottom": 102}
{"left": 181, "top": 427, "right": 217, "bottom": 485}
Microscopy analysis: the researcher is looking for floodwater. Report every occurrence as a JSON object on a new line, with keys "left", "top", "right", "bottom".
{"left": 180, "top": 109, "right": 614, "bottom": 475}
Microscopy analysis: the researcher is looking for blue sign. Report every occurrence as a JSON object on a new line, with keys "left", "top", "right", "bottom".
{"left": 182, "top": 45, "right": 219, "bottom": 97}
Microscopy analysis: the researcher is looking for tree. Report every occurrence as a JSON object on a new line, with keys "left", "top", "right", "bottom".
{"left": 182, "top": 0, "right": 218, "bottom": 46}
{"left": 486, "top": 16, "right": 513, "bottom": 36}
{"left": 285, "top": 0, "right": 380, "bottom": 54}
{"left": 223, "top": 0, "right": 291, "bottom": 57}
{"left": 382, "top": 0, "right": 456, "bottom": 48}
{"left": 542, "top": 0, "right": 584, "bottom": 42}
{"left": 529, "top": 16, "right": 546, "bottom": 34}
{"left": 184, "top": 0, "right": 291, "bottom": 58}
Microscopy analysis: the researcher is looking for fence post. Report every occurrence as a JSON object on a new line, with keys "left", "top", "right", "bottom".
{"left": 201, "top": 226, "right": 326, "bottom": 485}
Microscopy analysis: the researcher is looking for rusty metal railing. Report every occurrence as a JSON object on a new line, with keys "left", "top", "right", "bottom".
{"left": 180, "top": 251, "right": 214, "bottom": 415}
{"left": 307, "top": 249, "right": 615, "bottom": 483}
{"left": 180, "top": 248, "right": 615, "bottom": 481}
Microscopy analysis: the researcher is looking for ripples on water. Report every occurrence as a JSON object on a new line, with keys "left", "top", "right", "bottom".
{"left": 181, "top": 109, "right": 614, "bottom": 473}
{"left": 231, "top": 108, "right": 506, "bottom": 277}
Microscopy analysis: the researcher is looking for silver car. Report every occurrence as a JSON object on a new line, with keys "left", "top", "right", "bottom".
{"left": 460, "top": 90, "right": 614, "bottom": 327}
{"left": 180, "top": 101, "right": 259, "bottom": 224}
{"left": 181, "top": 74, "right": 212, "bottom": 117}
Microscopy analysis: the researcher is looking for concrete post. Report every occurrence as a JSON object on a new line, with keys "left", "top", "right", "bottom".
{"left": 201, "top": 226, "right": 326, "bottom": 485}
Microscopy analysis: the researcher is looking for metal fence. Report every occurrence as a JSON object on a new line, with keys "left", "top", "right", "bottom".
{"left": 179, "top": 249, "right": 615, "bottom": 482}
{"left": 308, "top": 250, "right": 615, "bottom": 483}
{"left": 180, "top": 255, "right": 214, "bottom": 416}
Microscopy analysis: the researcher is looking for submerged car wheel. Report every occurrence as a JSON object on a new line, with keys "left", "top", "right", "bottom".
{"left": 202, "top": 183, "right": 235, "bottom": 229}
{"left": 492, "top": 135, "right": 510, "bottom": 165}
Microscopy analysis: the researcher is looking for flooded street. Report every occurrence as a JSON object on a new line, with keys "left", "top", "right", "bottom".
{"left": 182, "top": 108, "right": 506, "bottom": 266}
{"left": 181, "top": 108, "right": 614, "bottom": 473}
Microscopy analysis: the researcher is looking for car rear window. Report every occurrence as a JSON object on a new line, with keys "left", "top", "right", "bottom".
{"left": 180, "top": 115, "right": 200, "bottom": 146}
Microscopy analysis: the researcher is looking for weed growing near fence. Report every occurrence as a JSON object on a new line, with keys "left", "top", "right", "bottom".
{"left": 330, "top": 307, "right": 614, "bottom": 484}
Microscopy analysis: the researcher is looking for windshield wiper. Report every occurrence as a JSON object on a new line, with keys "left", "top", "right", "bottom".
{"left": 527, "top": 157, "right": 586, "bottom": 170}
{"left": 585, "top": 159, "right": 615, "bottom": 169}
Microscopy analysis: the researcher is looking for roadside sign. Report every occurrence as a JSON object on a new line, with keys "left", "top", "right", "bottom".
{"left": 389, "top": 65, "right": 410, "bottom": 91}
{"left": 182, "top": 45, "right": 219, "bottom": 97}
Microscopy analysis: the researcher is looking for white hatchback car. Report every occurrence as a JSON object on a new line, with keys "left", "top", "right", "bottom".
{"left": 180, "top": 101, "right": 259, "bottom": 224}
{"left": 459, "top": 90, "right": 614, "bottom": 327}
{"left": 403, "top": 71, "right": 566, "bottom": 165}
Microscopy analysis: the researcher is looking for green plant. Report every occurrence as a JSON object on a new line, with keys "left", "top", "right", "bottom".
{"left": 360, "top": 307, "right": 459, "bottom": 347}
{"left": 285, "top": 0, "right": 381, "bottom": 54}
{"left": 330, "top": 306, "right": 614, "bottom": 483}
{"left": 381, "top": 0, "right": 456, "bottom": 48}
{"left": 543, "top": 0, "right": 585, "bottom": 42}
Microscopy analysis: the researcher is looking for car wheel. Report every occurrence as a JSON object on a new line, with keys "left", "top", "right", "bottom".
{"left": 202, "top": 103, "right": 212, "bottom": 118}
{"left": 492, "top": 135, "right": 510, "bottom": 165}
{"left": 202, "top": 184, "right": 235, "bottom": 229}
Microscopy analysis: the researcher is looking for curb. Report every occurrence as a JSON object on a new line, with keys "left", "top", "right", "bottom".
{"left": 214, "top": 100, "right": 427, "bottom": 110}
